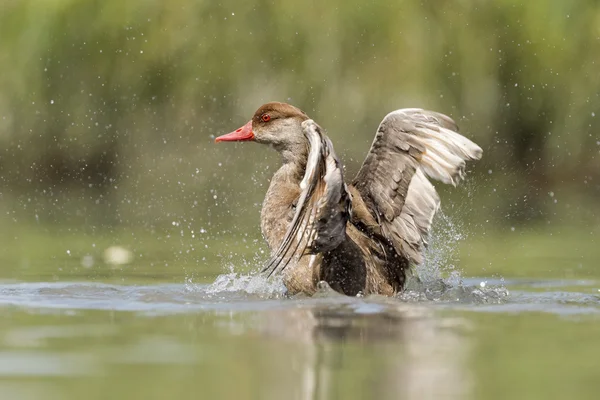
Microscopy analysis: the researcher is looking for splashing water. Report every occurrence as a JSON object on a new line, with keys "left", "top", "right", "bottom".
{"left": 418, "top": 211, "right": 465, "bottom": 285}
{"left": 402, "top": 211, "right": 509, "bottom": 304}
{"left": 190, "top": 265, "right": 287, "bottom": 298}
{"left": 199, "top": 211, "right": 509, "bottom": 304}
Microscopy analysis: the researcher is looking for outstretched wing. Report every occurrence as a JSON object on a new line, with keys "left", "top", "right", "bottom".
{"left": 262, "top": 120, "right": 351, "bottom": 278}
{"left": 352, "top": 108, "right": 482, "bottom": 264}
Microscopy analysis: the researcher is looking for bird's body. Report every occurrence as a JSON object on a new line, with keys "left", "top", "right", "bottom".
{"left": 216, "top": 102, "right": 482, "bottom": 296}
{"left": 259, "top": 162, "right": 397, "bottom": 296}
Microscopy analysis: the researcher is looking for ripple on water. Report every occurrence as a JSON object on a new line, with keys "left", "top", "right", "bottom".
{"left": 0, "top": 276, "right": 596, "bottom": 316}
{"left": 400, "top": 277, "right": 510, "bottom": 305}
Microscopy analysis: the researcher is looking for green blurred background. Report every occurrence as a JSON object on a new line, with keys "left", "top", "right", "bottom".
{"left": 1, "top": 0, "right": 599, "bottom": 281}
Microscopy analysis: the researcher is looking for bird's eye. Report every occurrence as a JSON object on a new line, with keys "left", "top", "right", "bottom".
{"left": 261, "top": 114, "right": 271, "bottom": 122}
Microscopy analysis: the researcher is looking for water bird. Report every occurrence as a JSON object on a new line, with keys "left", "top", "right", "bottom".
{"left": 216, "top": 102, "right": 482, "bottom": 296}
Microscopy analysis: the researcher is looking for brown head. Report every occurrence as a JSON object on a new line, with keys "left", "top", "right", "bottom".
{"left": 215, "top": 102, "right": 309, "bottom": 153}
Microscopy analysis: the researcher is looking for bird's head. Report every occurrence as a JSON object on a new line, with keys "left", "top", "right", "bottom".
{"left": 216, "top": 102, "right": 309, "bottom": 152}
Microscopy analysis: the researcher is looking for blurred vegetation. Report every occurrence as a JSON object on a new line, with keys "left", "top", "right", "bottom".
{"left": 0, "top": 0, "right": 599, "bottom": 250}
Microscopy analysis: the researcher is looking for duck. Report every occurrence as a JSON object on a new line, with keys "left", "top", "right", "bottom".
{"left": 216, "top": 102, "right": 482, "bottom": 296}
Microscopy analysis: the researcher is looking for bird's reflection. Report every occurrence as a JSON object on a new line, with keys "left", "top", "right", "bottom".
{"left": 252, "top": 299, "right": 471, "bottom": 400}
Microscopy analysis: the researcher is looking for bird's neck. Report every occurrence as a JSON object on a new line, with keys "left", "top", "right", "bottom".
{"left": 276, "top": 140, "right": 309, "bottom": 170}
{"left": 260, "top": 144, "right": 308, "bottom": 251}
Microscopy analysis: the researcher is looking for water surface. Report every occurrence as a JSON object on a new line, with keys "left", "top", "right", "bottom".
{"left": 0, "top": 273, "right": 598, "bottom": 400}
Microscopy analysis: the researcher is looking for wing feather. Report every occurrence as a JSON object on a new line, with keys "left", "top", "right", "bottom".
{"left": 262, "top": 120, "right": 351, "bottom": 278}
{"left": 352, "top": 108, "right": 482, "bottom": 265}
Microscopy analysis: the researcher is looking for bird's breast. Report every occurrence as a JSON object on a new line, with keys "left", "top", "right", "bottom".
{"left": 260, "top": 179, "right": 301, "bottom": 251}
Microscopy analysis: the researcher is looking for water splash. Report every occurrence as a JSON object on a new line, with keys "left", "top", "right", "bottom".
{"left": 403, "top": 211, "right": 509, "bottom": 304}
{"left": 199, "top": 209, "right": 510, "bottom": 304}
{"left": 399, "top": 279, "right": 509, "bottom": 304}
{"left": 190, "top": 266, "right": 287, "bottom": 298}
{"left": 417, "top": 211, "right": 464, "bottom": 284}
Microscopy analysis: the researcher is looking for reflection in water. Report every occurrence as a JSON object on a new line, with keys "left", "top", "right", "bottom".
{"left": 0, "top": 281, "right": 473, "bottom": 399}
{"left": 0, "top": 279, "right": 598, "bottom": 399}
{"left": 252, "top": 300, "right": 471, "bottom": 400}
